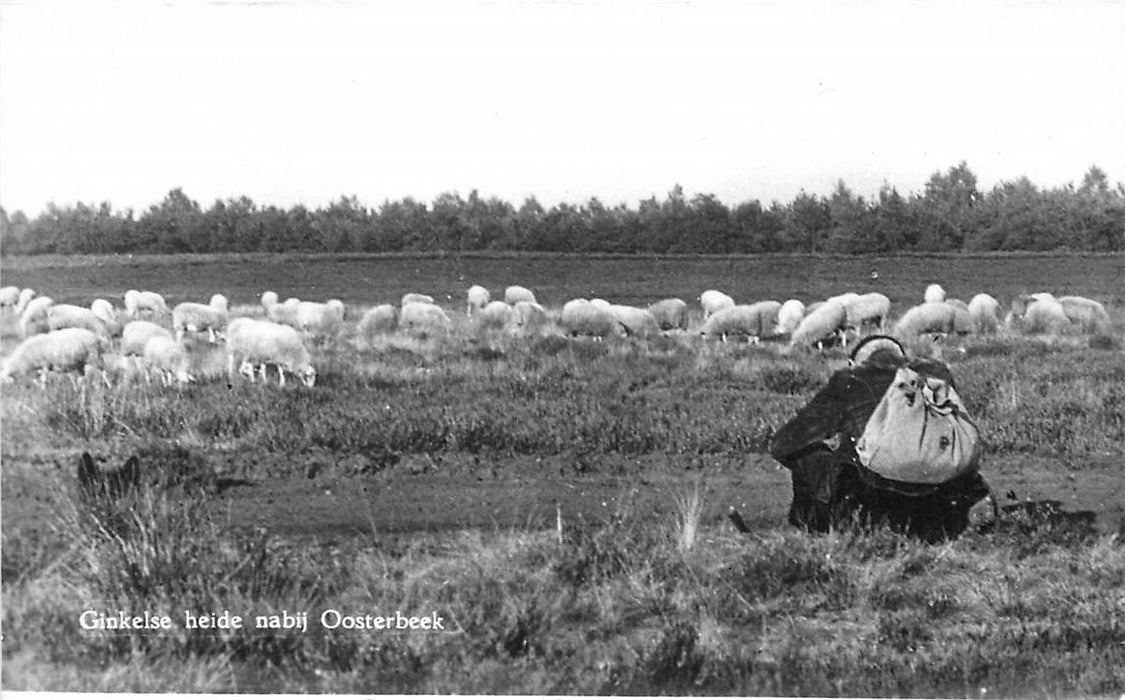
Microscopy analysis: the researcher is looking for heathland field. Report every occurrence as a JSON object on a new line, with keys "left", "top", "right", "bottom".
{"left": 2, "top": 252, "right": 1124, "bottom": 695}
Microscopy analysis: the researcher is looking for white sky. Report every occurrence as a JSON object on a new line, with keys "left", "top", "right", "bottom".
{"left": 1, "top": 0, "right": 1123, "bottom": 216}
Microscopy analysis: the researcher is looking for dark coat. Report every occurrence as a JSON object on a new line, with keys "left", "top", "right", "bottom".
{"left": 770, "top": 353, "right": 990, "bottom": 541}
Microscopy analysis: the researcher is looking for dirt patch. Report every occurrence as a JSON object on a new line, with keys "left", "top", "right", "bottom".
{"left": 5, "top": 449, "right": 1122, "bottom": 547}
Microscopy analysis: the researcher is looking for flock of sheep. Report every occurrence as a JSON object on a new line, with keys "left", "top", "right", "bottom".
{"left": 0, "top": 280, "right": 1115, "bottom": 389}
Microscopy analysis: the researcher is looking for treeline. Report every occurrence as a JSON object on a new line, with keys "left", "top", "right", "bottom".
{"left": 2, "top": 162, "right": 1123, "bottom": 256}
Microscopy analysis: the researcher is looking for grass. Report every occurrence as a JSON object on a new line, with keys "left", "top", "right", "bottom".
{"left": 3, "top": 472, "right": 1122, "bottom": 695}
{"left": 3, "top": 324, "right": 1122, "bottom": 463}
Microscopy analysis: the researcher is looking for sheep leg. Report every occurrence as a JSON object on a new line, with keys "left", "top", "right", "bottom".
{"left": 278, "top": 366, "right": 286, "bottom": 388}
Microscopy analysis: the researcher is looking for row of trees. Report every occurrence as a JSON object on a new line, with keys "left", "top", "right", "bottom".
{"left": 2, "top": 163, "right": 1122, "bottom": 256}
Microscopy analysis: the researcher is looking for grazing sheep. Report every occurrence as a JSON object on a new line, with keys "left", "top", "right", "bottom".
{"left": 1, "top": 328, "right": 107, "bottom": 386}
{"left": 226, "top": 317, "right": 316, "bottom": 387}
{"left": 1008, "top": 294, "right": 1069, "bottom": 335}
{"left": 826, "top": 291, "right": 861, "bottom": 308}
{"left": 172, "top": 296, "right": 229, "bottom": 343}
{"left": 0, "top": 286, "right": 18, "bottom": 307}
{"left": 648, "top": 298, "right": 688, "bottom": 331}
{"left": 560, "top": 299, "right": 625, "bottom": 339}
{"left": 947, "top": 300, "right": 974, "bottom": 335}
{"left": 20, "top": 296, "right": 54, "bottom": 337}
{"left": 466, "top": 285, "right": 491, "bottom": 315}
{"left": 892, "top": 302, "right": 957, "bottom": 337}
{"left": 607, "top": 304, "right": 661, "bottom": 338}
{"left": 843, "top": 293, "right": 891, "bottom": 333}
{"left": 90, "top": 299, "right": 117, "bottom": 325}
{"left": 263, "top": 294, "right": 302, "bottom": 327}
{"left": 296, "top": 299, "right": 346, "bottom": 338}
{"left": 790, "top": 300, "right": 848, "bottom": 349}
{"left": 924, "top": 284, "right": 947, "bottom": 304}
{"left": 401, "top": 293, "right": 435, "bottom": 307}
{"left": 590, "top": 298, "right": 612, "bottom": 311}
{"left": 398, "top": 301, "right": 452, "bottom": 338}
{"left": 512, "top": 301, "right": 548, "bottom": 332}
{"left": 15, "top": 288, "right": 36, "bottom": 314}
{"left": 121, "top": 320, "right": 174, "bottom": 376}
{"left": 1058, "top": 296, "right": 1111, "bottom": 334}
{"left": 504, "top": 285, "right": 537, "bottom": 306}
{"left": 775, "top": 299, "right": 806, "bottom": 336}
{"left": 356, "top": 304, "right": 398, "bottom": 339}
{"left": 968, "top": 293, "right": 1002, "bottom": 335}
{"left": 699, "top": 290, "right": 735, "bottom": 319}
{"left": 143, "top": 335, "right": 194, "bottom": 386}
{"left": 701, "top": 301, "right": 781, "bottom": 343}
{"left": 124, "top": 290, "right": 168, "bottom": 318}
{"left": 477, "top": 300, "right": 515, "bottom": 329}
{"left": 48, "top": 304, "right": 111, "bottom": 337}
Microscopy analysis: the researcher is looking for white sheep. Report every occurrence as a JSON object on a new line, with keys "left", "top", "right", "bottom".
{"left": 1058, "top": 296, "right": 1111, "bottom": 334}
{"left": 790, "top": 299, "right": 848, "bottom": 349}
{"left": 356, "top": 304, "right": 398, "bottom": 339}
{"left": 607, "top": 304, "right": 661, "bottom": 338}
{"left": 826, "top": 291, "right": 861, "bottom": 308}
{"left": 20, "top": 296, "right": 54, "bottom": 337}
{"left": 398, "top": 301, "right": 452, "bottom": 338}
{"left": 226, "top": 317, "right": 316, "bottom": 387}
{"left": 843, "top": 293, "right": 891, "bottom": 333}
{"left": 590, "top": 298, "right": 612, "bottom": 311}
{"left": 648, "top": 298, "right": 688, "bottom": 331}
{"left": 699, "top": 290, "right": 735, "bottom": 319}
{"left": 296, "top": 299, "right": 346, "bottom": 338}
{"left": 401, "top": 293, "right": 435, "bottom": 307}
{"left": 947, "top": 299, "right": 974, "bottom": 335}
{"left": 775, "top": 299, "right": 806, "bottom": 336}
{"left": 48, "top": 304, "right": 112, "bottom": 337}
{"left": 1007, "top": 294, "right": 1069, "bottom": 335}
{"left": 512, "top": 301, "right": 548, "bottom": 332}
{"left": 124, "top": 290, "right": 168, "bottom": 318}
{"left": 701, "top": 301, "right": 781, "bottom": 343}
{"left": 1, "top": 328, "right": 108, "bottom": 387}
{"left": 968, "top": 293, "right": 1002, "bottom": 335}
{"left": 90, "top": 299, "right": 117, "bottom": 326}
{"left": 466, "top": 285, "right": 491, "bottom": 315}
{"left": 0, "top": 286, "right": 18, "bottom": 307}
{"left": 15, "top": 288, "right": 36, "bottom": 314}
{"left": 143, "top": 335, "right": 194, "bottom": 386}
{"left": 504, "top": 285, "right": 537, "bottom": 306}
{"left": 560, "top": 299, "right": 625, "bottom": 339}
{"left": 120, "top": 320, "right": 173, "bottom": 377}
{"left": 924, "top": 284, "right": 947, "bottom": 304}
{"left": 172, "top": 296, "right": 229, "bottom": 343}
{"left": 892, "top": 302, "right": 957, "bottom": 337}
{"left": 263, "top": 294, "right": 302, "bottom": 327}
{"left": 476, "top": 300, "right": 514, "bottom": 329}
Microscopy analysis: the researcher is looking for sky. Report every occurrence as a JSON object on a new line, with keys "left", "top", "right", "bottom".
{"left": 1, "top": 0, "right": 1123, "bottom": 217}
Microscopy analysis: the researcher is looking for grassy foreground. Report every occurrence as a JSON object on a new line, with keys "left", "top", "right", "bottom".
{"left": 3, "top": 306, "right": 1125, "bottom": 694}
{"left": 3, "top": 471, "right": 1123, "bottom": 695}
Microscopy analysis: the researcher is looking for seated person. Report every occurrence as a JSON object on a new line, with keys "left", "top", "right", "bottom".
{"left": 769, "top": 335, "right": 992, "bottom": 542}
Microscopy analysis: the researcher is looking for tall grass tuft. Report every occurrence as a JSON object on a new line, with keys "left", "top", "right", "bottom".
{"left": 673, "top": 480, "right": 704, "bottom": 555}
